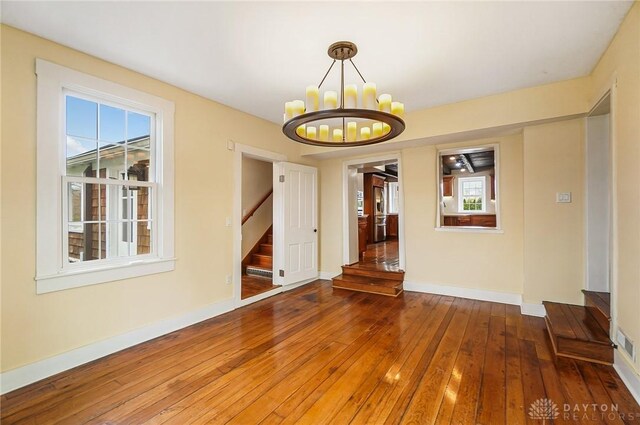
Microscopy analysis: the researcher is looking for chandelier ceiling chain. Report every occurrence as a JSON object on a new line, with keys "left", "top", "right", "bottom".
{"left": 282, "top": 41, "right": 406, "bottom": 147}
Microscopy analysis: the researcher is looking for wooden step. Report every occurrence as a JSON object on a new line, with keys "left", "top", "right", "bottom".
{"left": 259, "top": 243, "right": 272, "bottom": 255}
{"left": 543, "top": 301, "right": 614, "bottom": 365}
{"left": 267, "top": 234, "right": 273, "bottom": 244}
{"left": 341, "top": 264, "right": 404, "bottom": 281}
{"left": 332, "top": 274, "right": 403, "bottom": 297}
{"left": 251, "top": 253, "right": 272, "bottom": 268}
{"left": 582, "top": 290, "right": 611, "bottom": 335}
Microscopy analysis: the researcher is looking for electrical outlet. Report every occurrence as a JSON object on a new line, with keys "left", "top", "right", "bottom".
{"left": 556, "top": 192, "right": 572, "bottom": 203}
{"left": 226, "top": 275, "right": 232, "bottom": 285}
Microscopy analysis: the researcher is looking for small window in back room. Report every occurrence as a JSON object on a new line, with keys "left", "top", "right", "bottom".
{"left": 437, "top": 146, "right": 499, "bottom": 229}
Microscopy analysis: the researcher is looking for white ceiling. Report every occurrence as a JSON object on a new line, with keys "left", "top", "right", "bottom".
{"left": 1, "top": 1, "right": 633, "bottom": 124}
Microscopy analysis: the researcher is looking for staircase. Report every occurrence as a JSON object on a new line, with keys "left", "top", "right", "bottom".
{"left": 244, "top": 228, "right": 273, "bottom": 279}
{"left": 332, "top": 264, "right": 404, "bottom": 297}
{"left": 543, "top": 290, "right": 614, "bottom": 365}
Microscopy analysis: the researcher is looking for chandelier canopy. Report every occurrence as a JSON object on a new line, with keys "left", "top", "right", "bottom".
{"left": 282, "top": 41, "right": 405, "bottom": 147}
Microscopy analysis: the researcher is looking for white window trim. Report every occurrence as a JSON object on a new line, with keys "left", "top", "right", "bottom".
{"left": 457, "top": 175, "right": 487, "bottom": 213}
{"left": 36, "top": 59, "right": 175, "bottom": 294}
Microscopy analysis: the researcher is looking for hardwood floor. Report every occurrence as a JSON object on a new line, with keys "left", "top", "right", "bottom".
{"left": 2, "top": 280, "right": 639, "bottom": 424}
{"left": 241, "top": 275, "right": 280, "bottom": 300}
{"left": 353, "top": 239, "right": 400, "bottom": 272}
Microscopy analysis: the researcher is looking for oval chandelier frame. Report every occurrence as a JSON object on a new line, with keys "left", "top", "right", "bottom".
{"left": 282, "top": 41, "right": 405, "bottom": 147}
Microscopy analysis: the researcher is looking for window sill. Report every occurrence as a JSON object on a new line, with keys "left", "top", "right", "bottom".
{"left": 435, "top": 227, "right": 504, "bottom": 234}
{"left": 35, "top": 258, "right": 176, "bottom": 294}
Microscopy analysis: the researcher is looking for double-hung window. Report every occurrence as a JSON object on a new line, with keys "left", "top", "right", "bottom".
{"left": 458, "top": 176, "right": 486, "bottom": 212}
{"left": 36, "top": 59, "right": 175, "bottom": 293}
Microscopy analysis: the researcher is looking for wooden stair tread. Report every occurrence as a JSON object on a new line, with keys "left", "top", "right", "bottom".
{"left": 259, "top": 243, "right": 273, "bottom": 255}
{"left": 543, "top": 301, "right": 613, "bottom": 345}
{"left": 341, "top": 264, "right": 405, "bottom": 281}
{"left": 332, "top": 274, "right": 403, "bottom": 289}
{"left": 582, "top": 290, "right": 611, "bottom": 319}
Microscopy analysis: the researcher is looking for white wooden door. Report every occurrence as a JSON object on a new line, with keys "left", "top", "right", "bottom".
{"left": 274, "top": 162, "right": 318, "bottom": 286}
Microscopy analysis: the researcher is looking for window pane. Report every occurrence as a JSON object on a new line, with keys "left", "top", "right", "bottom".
{"left": 98, "top": 142, "right": 126, "bottom": 178}
{"left": 68, "top": 182, "right": 83, "bottom": 222}
{"left": 104, "top": 221, "right": 133, "bottom": 258}
{"left": 129, "top": 134, "right": 150, "bottom": 150}
{"left": 66, "top": 96, "right": 97, "bottom": 140}
{"left": 99, "top": 104, "right": 126, "bottom": 143}
{"left": 66, "top": 137, "right": 97, "bottom": 177}
{"left": 136, "top": 186, "right": 151, "bottom": 221}
{"left": 127, "top": 148, "right": 151, "bottom": 182}
{"left": 77, "top": 183, "right": 105, "bottom": 222}
{"left": 127, "top": 111, "right": 151, "bottom": 141}
{"left": 67, "top": 223, "right": 104, "bottom": 263}
{"left": 136, "top": 221, "right": 152, "bottom": 255}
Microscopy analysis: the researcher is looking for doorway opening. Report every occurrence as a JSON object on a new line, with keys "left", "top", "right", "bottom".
{"left": 240, "top": 156, "right": 280, "bottom": 300}
{"left": 350, "top": 158, "right": 403, "bottom": 271}
{"left": 584, "top": 91, "right": 614, "bottom": 335}
{"left": 233, "top": 144, "right": 319, "bottom": 306}
{"left": 356, "top": 165, "right": 401, "bottom": 271}
{"left": 335, "top": 154, "right": 405, "bottom": 296}
{"left": 233, "top": 144, "right": 286, "bottom": 307}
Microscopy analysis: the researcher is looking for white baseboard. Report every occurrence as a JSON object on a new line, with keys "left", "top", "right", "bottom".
{"left": 404, "top": 280, "right": 522, "bottom": 306}
{"left": 237, "top": 287, "right": 283, "bottom": 307}
{"left": 319, "top": 271, "right": 337, "bottom": 280}
{"left": 520, "top": 303, "right": 547, "bottom": 317}
{"left": 0, "top": 297, "right": 235, "bottom": 395}
{"left": 282, "top": 276, "right": 318, "bottom": 292}
{"left": 614, "top": 350, "right": 640, "bottom": 405}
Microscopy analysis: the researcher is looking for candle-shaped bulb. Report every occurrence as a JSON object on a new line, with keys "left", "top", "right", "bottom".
{"left": 296, "top": 124, "right": 306, "bottom": 138}
{"left": 333, "top": 128, "right": 343, "bottom": 142}
{"left": 372, "top": 122, "right": 383, "bottom": 138}
{"left": 306, "top": 85, "right": 319, "bottom": 112}
{"left": 363, "top": 82, "right": 377, "bottom": 110}
{"left": 319, "top": 125, "right": 329, "bottom": 141}
{"left": 383, "top": 123, "right": 391, "bottom": 134}
{"left": 344, "top": 84, "right": 357, "bottom": 109}
{"left": 391, "top": 101, "right": 404, "bottom": 118}
{"left": 347, "top": 122, "right": 357, "bottom": 141}
{"left": 324, "top": 91, "right": 338, "bottom": 109}
{"left": 360, "top": 127, "right": 371, "bottom": 140}
{"left": 292, "top": 100, "right": 305, "bottom": 117}
{"left": 306, "top": 126, "right": 317, "bottom": 140}
{"left": 284, "top": 101, "right": 294, "bottom": 121}
{"left": 379, "top": 94, "right": 392, "bottom": 113}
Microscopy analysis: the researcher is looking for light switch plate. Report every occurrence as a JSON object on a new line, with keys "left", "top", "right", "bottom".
{"left": 556, "top": 192, "right": 572, "bottom": 203}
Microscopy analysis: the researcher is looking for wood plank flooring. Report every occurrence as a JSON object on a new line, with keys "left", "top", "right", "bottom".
{"left": 353, "top": 239, "right": 401, "bottom": 272}
{"left": 2, "top": 280, "right": 639, "bottom": 424}
{"left": 241, "top": 275, "right": 280, "bottom": 299}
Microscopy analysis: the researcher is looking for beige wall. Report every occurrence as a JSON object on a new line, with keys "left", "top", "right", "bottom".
{"left": 590, "top": 3, "right": 640, "bottom": 373}
{"left": 523, "top": 119, "right": 585, "bottom": 305}
{"left": 241, "top": 157, "right": 273, "bottom": 258}
{"left": 403, "top": 135, "right": 525, "bottom": 295}
{"left": 301, "top": 76, "right": 590, "bottom": 158}
{"left": 0, "top": 25, "right": 309, "bottom": 372}
{"left": 319, "top": 134, "right": 526, "bottom": 297}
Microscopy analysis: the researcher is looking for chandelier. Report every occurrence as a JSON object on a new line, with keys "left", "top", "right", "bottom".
{"left": 282, "top": 41, "right": 405, "bottom": 147}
